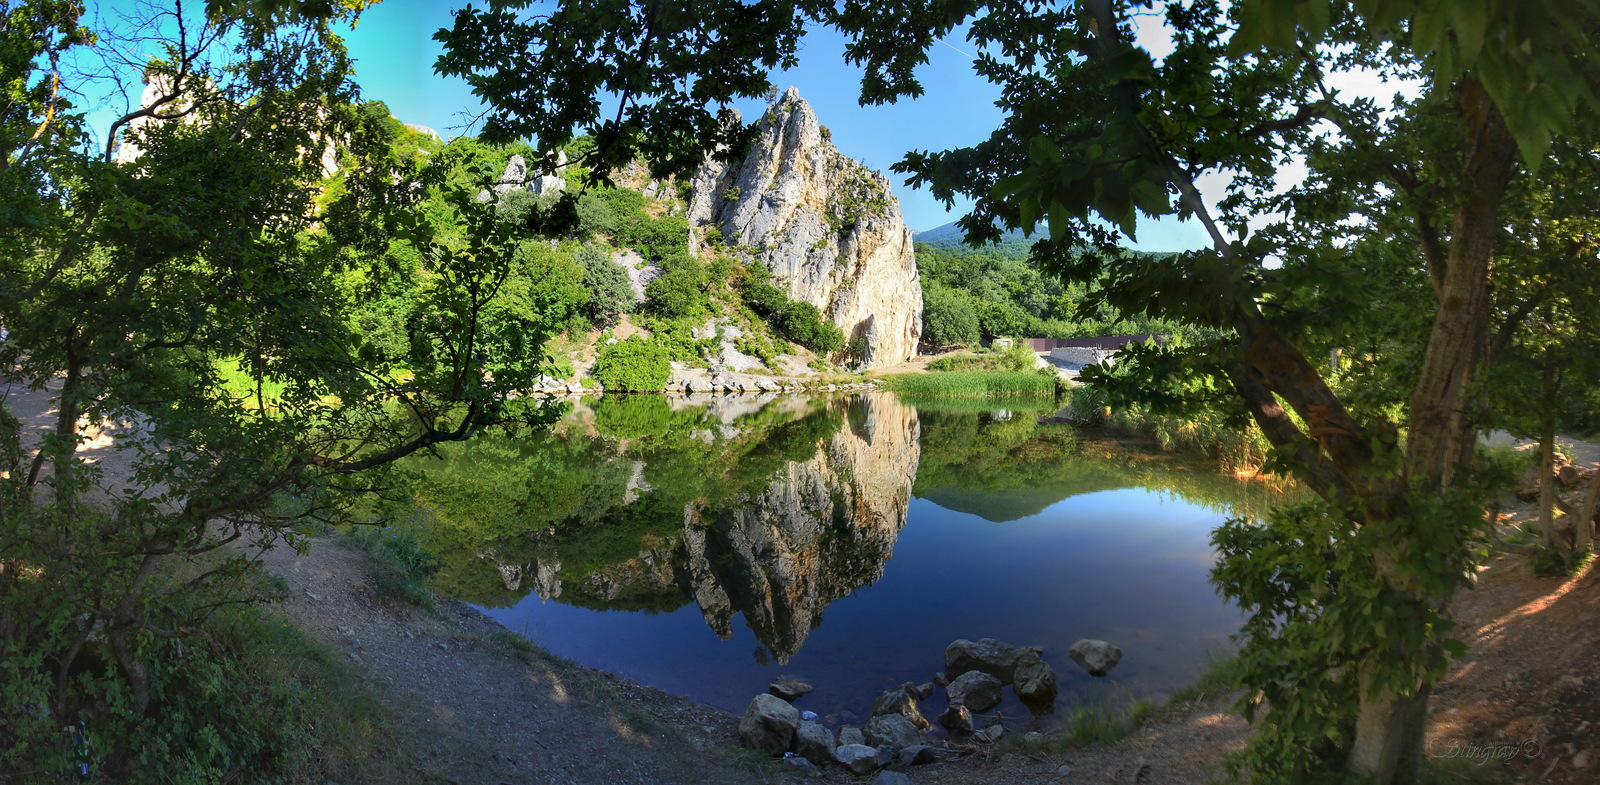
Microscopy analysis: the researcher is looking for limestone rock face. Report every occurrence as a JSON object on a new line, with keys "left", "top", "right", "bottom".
{"left": 688, "top": 87, "right": 923, "bottom": 369}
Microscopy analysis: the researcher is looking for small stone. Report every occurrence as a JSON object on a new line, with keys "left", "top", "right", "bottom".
{"left": 738, "top": 693, "right": 800, "bottom": 756}
{"left": 304, "top": 591, "right": 322, "bottom": 601}
{"left": 1575, "top": 749, "right": 1592, "bottom": 769}
{"left": 835, "top": 744, "right": 884, "bottom": 775}
{"left": 794, "top": 721, "right": 835, "bottom": 766}
{"left": 938, "top": 704, "right": 973, "bottom": 734}
{"left": 974, "top": 724, "right": 1005, "bottom": 744}
{"left": 873, "top": 683, "right": 930, "bottom": 729}
{"left": 914, "top": 682, "right": 935, "bottom": 700}
{"left": 1056, "top": 764, "right": 1075, "bottom": 776}
{"left": 946, "top": 671, "right": 1004, "bottom": 713}
{"left": 865, "top": 713, "right": 922, "bottom": 749}
{"left": 839, "top": 726, "right": 866, "bottom": 746}
{"left": 873, "top": 771, "right": 912, "bottom": 785}
{"left": 1067, "top": 638, "right": 1123, "bottom": 677}
{"left": 769, "top": 676, "right": 813, "bottom": 701}
{"left": 932, "top": 671, "right": 948, "bottom": 687}
{"left": 782, "top": 755, "right": 821, "bottom": 777}
{"left": 899, "top": 744, "right": 941, "bottom": 766}
{"left": 1024, "top": 731, "right": 1045, "bottom": 744}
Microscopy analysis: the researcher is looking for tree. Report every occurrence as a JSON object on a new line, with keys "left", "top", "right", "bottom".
{"left": 438, "top": 1, "right": 1600, "bottom": 782}
{"left": 0, "top": 0, "right": 564, "bottom": 775}
{"left": 920, "top": 284, "right": 980, "bottom": 348}
{"left": 574, "top": 242, "right": 634, "bottom": 325}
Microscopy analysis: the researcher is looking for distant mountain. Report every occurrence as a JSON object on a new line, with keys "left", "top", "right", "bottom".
{"left": 913, "top": 219, "right": 1035, "bottom": 248}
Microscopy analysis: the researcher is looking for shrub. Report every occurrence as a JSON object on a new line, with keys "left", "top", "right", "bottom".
{"left": 573, "top": 244, "right": 633, "bottom": 325}
{"left": 644, "top": 263, "right": 706, "bottom": 319}
{"left": 780, "top": 301, "right": 844, "bottom": 353}
{"left": 592, "top": 336, "right": 671, "bottom": 391}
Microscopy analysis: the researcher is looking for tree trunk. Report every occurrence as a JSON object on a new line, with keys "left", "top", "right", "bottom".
{"left": 1348, "top": 78, "right": 1517, "bottom": 785}
{"left": 1347, "top": 675, "right": 1432, "bottom": 783}
{"left": 1576, "top": 462, "right": 1600, "bottom": 556}
{"left": 1537, "top": 352, "right": 1565, "bottom": 559}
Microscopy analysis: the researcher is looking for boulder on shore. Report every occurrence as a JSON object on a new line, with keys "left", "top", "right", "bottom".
{"left": 946, "top": 670, "right": 1003, "bottom": 713}
{"left": 864, "top": 713, "right": 922, "bottom": 749}
{"left": 738, "top": 693, "right": 800, "bottom": 756}
{"left": 794, "top": 721, "right": 835, "bottom": 765}
{"left": 938, "top": 704, "right": 973, "bottom": 734}
{"left": 835, "top": 744, "right": 885, "bottom": 775}
{"left": 1068, "top": 638, "right": 1123, "bottom": 677}
{"left": 871, "top": 682, "right": 930, "bottom": 729}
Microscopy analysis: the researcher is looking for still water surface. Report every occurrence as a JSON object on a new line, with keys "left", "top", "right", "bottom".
{"left": 405, "top": 393, "right": 1283, "bottom": 725}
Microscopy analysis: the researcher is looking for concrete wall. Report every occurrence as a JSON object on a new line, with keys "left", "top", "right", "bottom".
{"left": 1049, "top": 346, "right": 1119, "bottom": 366}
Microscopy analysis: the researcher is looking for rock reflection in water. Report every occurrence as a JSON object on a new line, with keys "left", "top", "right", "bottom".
{"left": 408, "top": 392, "right": 1283, "bottom": 717}
{"left": 409, "top": 393, "right": 920, "bottom": 662}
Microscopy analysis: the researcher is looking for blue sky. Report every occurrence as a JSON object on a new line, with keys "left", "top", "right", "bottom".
{"left": 87, "top": 0, "right": 1421, "bottom": 251}
{"left": 334, "top": 0, "right": 1217, "bottom": 248}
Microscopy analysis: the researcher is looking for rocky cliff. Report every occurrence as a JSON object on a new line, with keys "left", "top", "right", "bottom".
{"left": 688, "top": 88, "right": 923, "bottom": 369}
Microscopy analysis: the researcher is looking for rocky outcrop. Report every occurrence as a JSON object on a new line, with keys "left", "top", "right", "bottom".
{"left": 688, "top": 88, "right": 922, "bottom": 369}
{"left": 476, "top": 151, "right": 567, "bottom": 203}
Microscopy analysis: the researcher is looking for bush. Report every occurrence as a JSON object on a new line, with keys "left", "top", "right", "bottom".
{"left": 780, "top": 301, "right": 844, "bottom": 353}
{"left": 573, "top": 244, "right": 633, "bottom": 325}
{"left": 644, "top": 261, "right": 706, "bottom": 319}
{"left": 739, "top": 263, "right": 842, "bottom": 352}
{"left": 592, "top": 336, "right": 671, "bottom": 391}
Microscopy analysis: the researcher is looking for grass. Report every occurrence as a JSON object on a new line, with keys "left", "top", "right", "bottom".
{"left": 1008, "top": 649, "right": 1245, "bottom": 755}
{"left": 209, "top": 606, "right": 446, "bottom": 784}
{"left": 886, "top": 369, "right": 1062, "bottom": 398}
{"left": 1166, "top": 648, "right": 1247, "bottom": 706}
{"left": 339, "top": 522, "right": 440, "bottom": 610}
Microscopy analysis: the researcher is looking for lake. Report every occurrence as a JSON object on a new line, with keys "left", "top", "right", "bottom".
{"left": 403, "top": 392, "right": 1284, "bottom": 728}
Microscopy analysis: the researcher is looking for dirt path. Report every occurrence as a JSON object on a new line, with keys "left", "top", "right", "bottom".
{"left": 1482, "top": 430, "right": 1600, "bottom": 469}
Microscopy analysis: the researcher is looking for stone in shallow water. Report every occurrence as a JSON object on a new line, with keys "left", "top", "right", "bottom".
{"left": 946, "top": 670, "right": 1003, "bottom": 713}
{"left": 1068, "top": 638, "right": 1123, "bottom": 677}
{"left": 945, "top": 638, "right": 1023, "bottom": 683}
{"left": 768, "top": 676, "right": 813, "bottom": 701}
{"left": 738, "top": 693, "right": 799, "bottom": 756}
{"left": 1013, "top": 649, "right": 1059, "bottom": 710}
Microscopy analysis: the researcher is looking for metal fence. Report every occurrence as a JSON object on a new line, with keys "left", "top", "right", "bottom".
{"left": 1023, "top": 334, "right": 1166, "bottom": 352}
